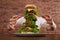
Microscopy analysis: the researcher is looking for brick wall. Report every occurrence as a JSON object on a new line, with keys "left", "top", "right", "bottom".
{"left": 0, "top": 0, "right": 60, "bottom": 33}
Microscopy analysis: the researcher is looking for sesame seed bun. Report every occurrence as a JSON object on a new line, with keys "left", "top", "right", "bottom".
{"left": 25, "top": 4, "right": 37, "bottom": 9}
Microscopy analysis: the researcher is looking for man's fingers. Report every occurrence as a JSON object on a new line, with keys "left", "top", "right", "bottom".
{"left": 7, "top": 24, "right": 15, "bottom": 31}
{"left": 9, "top": 19, "right": 16, "bottom": 22}
{"left": 7, "top": 15, "right": 20, "bottom": 32}
{"left": 9, "top": 21, "right": 16, "bottom": 25}
{"left": 9, "top": 25, "right": 15, "bottom": 30}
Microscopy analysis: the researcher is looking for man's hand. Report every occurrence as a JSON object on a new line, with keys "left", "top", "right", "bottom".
{"left": 41, "top": 14, "right": 56, "bottom": 31}
{"left": 7, "top": 15, "right": 20, "bottom": 31}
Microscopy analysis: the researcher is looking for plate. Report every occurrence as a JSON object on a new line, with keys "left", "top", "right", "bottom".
{"left": 13, "top": 33, "right": 46, "bottom": 37}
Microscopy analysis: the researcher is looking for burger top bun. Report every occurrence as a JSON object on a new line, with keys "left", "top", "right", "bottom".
{"left": 25, "top": 4, "right": 37, "bottom": 9}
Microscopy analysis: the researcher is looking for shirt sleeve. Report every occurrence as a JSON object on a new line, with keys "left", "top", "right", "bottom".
{"left": 40, "top": 17, "right": 47, "bottom": 25}
{"left": 16, "top": 17, "right": 26, "bottom": 25}
{"left": 36, "top": 17, "right": 47, "bottom": 29}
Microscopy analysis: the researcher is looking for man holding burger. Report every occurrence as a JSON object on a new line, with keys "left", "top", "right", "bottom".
{"left": 7, "top": 4, "right": 56, "bottom": 33}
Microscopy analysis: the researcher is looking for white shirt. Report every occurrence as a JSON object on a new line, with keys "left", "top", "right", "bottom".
{"left": 16, "top": 16, "right": 47, "bottom": 29}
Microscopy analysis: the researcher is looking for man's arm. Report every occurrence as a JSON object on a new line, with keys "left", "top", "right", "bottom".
{"left": 40, "top": 14, "right": 56, "bottom": 32}
{"left": 7, "top": 15, "right": 21, "bottom": 31}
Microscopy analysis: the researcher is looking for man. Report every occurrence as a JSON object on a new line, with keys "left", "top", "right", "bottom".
{"left": 7, "top": 4, "right": 56, "bottom": 32}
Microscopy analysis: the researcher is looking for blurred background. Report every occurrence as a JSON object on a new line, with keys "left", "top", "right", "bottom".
{"left": 0, "top": 0, "right": 60, "bottom": 40}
